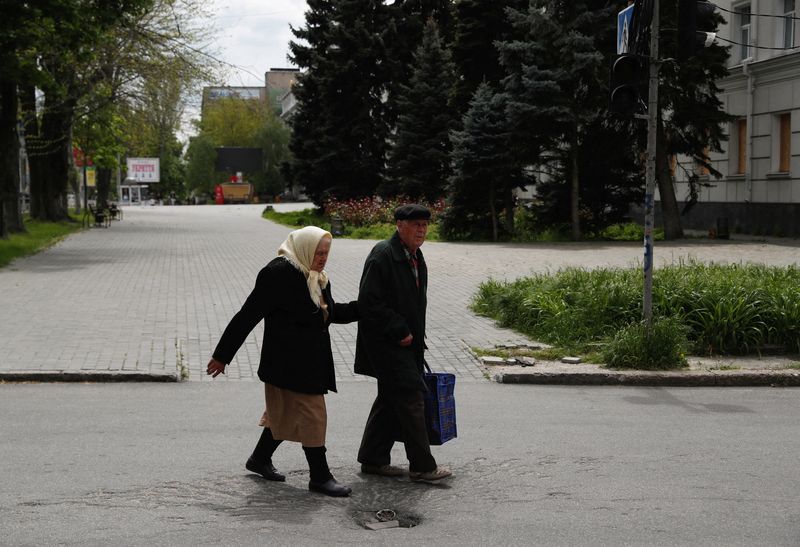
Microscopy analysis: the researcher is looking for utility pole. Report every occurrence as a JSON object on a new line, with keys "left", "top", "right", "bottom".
{"left": 642, "top": 0, "right": 659, "bottom": 326}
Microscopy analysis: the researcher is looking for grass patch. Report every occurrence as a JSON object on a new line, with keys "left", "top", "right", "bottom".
{"left": 473, "top": 261, "right": 800, "bottom": 367}
{"left": 262, "top": 206, "right": 328, "bottom": 229}
{"left": 0, "top": 215, "right": 84, "bottom": 268}
{"left": 602, "top": 317, "right": 688, "bottom": 370}
{"left": 529, "top": 347, "right": 571, "bottom": 361}
{"left": 262, "top": 207, "right": 442, "bottom": 241}
{"left": 709, "top": 364, "right": 742, "bottom": 371}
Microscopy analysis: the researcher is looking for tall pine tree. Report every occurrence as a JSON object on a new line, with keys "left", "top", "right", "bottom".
{"left": 288, "top": 0, "right": 395, "bottom": 204}
{"left": 444, "top": 82, "right": 519, "bottom": 241}
{"left": 384, "top": 0, "right": 454, "bottom": 130}
{"left": 450, "top": 0, "right": 527, "bottom": 117}
{"left": 388, "top": 19, "right": 456, "bottom": 201}
{"left": 498, "top": 0, "right": 617, "bottom": 240}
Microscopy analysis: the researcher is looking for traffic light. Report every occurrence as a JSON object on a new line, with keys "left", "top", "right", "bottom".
{"left": 677, "top": 0, "right": 717, "bottom": 60}
{"left": 609, "top": 54, "right": 645, "bottom": 116}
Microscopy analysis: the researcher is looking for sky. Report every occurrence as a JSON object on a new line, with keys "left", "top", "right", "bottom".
{"left": 208, "top": 0, "right": 309, "bottom": 87}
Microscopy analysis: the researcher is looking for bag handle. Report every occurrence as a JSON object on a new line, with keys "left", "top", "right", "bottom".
{"left": 423, "top": 359, "right": 432, "bottom": 374}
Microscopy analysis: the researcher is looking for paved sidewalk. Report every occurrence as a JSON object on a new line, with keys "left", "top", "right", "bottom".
{"left": 1, "top": 204, "right": 798, "bottom": 383}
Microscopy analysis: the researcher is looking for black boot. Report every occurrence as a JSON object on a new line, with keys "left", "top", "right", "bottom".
{"left": 246, "top": 428, "right": 285, "bottom": 482}
{"left": 303, "top": 446, "right": 351, "bottom": 497}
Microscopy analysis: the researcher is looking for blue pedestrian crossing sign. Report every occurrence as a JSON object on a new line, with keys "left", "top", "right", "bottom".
{"left": 617, "top": 4, "right": 634, "bottom": 54}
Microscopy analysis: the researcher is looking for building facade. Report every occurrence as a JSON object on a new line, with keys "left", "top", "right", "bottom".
{"left": 266, "top": 68, "right": 299, "bottom": 111}
{"left": 674, "top": 0, "right": 800, "bottom": 236}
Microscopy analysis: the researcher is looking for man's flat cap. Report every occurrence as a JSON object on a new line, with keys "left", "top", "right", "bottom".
{"left": 394, "top": 204, "right": 431, "bottom": 221}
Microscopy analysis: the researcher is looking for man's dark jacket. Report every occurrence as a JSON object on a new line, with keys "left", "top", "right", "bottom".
{"left": 354, "top": 231, "right": 427, "bottom": 391}
{"left": 213, "top": 257, "right": 358, "bottom": 394}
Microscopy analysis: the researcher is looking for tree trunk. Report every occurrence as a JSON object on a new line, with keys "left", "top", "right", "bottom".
{"left": 503, "top": 186, "right": 515, "bottom": 236}
{"left": 656, "top": 123, "right": 683, "bottom": 240}
{"left": 0, "top": 79, "right": 24, "bottom": 237}
{"left": 20, "top": 85, "right": 45, "bottom": 220}
{"left": 69, "top": 164, "right": 81, "bottom": 215}
{"left": 0, "top": 82, "right": 12, "bottom": 239}
{"left": 30, "top": 92, "right": 73, "bottom": 222}
{"left": 488, "top": 183, "right": 498, "bottom": 242}
{"left": 96, "top": 167, "right": 112, "bottom": 209}
{"left": 569, "top": 133, "right": 581, "bottom": 241}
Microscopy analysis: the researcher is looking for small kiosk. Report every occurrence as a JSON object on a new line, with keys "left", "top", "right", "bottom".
{"left": 122, "top": 157, "right": 159, "bottom": 205}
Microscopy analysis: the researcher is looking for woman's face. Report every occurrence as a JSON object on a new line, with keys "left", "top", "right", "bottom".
{"left": 310, "top": 236, "right": 331, "bottom": 272}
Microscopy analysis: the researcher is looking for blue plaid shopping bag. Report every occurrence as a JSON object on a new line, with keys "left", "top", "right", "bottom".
{"left": 422, "top": 362, "right": 457, "bottom": 445}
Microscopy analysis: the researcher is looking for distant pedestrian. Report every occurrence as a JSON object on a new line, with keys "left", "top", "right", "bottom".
{"left": 354, "top": 204, "right": 452, "bottom": 482}
{"left": 207, "top": 226, "right": 358, "bottom": 497}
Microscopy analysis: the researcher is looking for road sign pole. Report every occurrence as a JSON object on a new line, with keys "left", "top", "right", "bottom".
{"left": 643, "top": 0, "right": 659, "bottom": 326}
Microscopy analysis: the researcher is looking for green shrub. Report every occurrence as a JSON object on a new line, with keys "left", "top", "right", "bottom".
{"left": 473, "top": 262, "right": 800, "bottom": 359}
{"left": 347, "top": 223, "right": 397, "bottom": 240}
{"left": 600, "top": 222, "right": 664, "bottom": 241}
{"left": 602, "top": 317, "right": 689, "bottom": 370}
{"left": 473, "top": 268, "right": 642, "bottom": 347}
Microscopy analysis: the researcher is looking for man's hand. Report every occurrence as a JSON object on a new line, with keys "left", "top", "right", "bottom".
{"left": 399, "top": 334, "right": 413, "bottom": 346}
{"left": 206, "top": 358, "right": 226, "bottom": 377}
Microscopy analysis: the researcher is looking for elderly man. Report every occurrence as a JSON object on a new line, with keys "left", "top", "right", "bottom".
{"left": 354, "top": 203, "right": 451, "bottom": 482}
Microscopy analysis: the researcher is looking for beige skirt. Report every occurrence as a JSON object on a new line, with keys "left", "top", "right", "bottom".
{"left": 258, "top": 383, "right": 327, "bottom": 447}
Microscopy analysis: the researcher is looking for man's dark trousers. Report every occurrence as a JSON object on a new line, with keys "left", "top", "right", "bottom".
{"left": 357, "top": 382, "right": 436, "bottom": 473}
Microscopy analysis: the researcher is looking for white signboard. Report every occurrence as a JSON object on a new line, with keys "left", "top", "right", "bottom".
{"left": 126, "top": 157, "right": 160, "bottom": 183}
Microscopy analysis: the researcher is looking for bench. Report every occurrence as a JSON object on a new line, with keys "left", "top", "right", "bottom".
{"left": 108, "top": 204, "right": 123, "bottom": 221}
{"left": 88, "top": 205, "right": 110, "bottom": 228}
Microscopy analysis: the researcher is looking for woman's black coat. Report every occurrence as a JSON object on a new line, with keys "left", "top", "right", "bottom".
{"left": 212, "top": 257, "right": 358, "bottom": 394}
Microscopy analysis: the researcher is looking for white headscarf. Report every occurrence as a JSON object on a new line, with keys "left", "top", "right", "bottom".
{"left": 277, "top": 226, "right": 332, "bottom": 307}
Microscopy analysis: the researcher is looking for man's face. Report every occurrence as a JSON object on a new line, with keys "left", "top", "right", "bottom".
{"left": 396, "top": 219, "right": 429, "bottom": 252}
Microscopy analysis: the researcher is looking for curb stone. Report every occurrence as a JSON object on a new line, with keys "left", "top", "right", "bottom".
{"left": 0, "top": 371, "right": 180, "bottom": 383}
{"left": 493, "top": 369, "right": 800, "bottom": 387}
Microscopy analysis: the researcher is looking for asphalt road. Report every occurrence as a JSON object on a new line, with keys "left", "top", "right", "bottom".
{"left": 2, "top": 381, "right": 799, "bottom": 546}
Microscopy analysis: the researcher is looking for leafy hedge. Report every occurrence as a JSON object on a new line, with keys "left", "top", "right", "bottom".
{"left": 473, "top": 262, "right": 800, "bottom": 355}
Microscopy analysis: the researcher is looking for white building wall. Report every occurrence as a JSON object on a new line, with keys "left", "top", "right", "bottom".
{"left": 670, "top": 0, "right": 800, "bottom": 234}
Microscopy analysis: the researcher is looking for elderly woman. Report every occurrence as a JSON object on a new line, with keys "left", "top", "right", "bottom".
{"left": 207, "top": 226, "right": 358, "bottom": 497}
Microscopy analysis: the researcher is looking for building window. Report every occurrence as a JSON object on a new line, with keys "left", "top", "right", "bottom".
{"left": 784, "top": 0, "right": 796, "bottom": 49}
{"left": 779, "top": 113, "right": 791, "bottom": 172}
{"left": 735, "top": 118, "right": 747, "bottom": 175}
{"left": 736, "top": 4, "right": 752, "bottom": 60}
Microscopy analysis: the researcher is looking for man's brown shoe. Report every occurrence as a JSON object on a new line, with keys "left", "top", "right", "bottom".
{"left": 409, "top": 466, "right": 452, "bottom": 482}
{"left": 361, "top": 464, "right": 405, "bottom": 477}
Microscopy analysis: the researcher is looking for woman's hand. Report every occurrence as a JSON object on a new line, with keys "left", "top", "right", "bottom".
{"left": 206, "top": 358, "right": 227, "bottom": 377}
{"left": 399, "top": 333, "right": 413, "bottom": 346}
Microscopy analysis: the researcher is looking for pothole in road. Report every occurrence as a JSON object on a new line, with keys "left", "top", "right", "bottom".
{"left": 352, "top": 508, "right": 423, "bottom": 530}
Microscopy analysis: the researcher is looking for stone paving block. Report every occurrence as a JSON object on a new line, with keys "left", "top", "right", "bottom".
{"left": 2, "top": 204, "right": 799, "bottom": 382}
